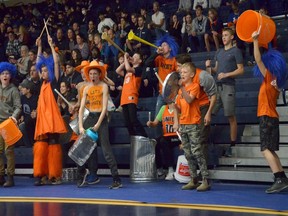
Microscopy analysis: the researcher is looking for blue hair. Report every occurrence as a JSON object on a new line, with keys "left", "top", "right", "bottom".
{"left": 36, "top": 54, "right": 55, "bottom": 82}
{"left": 0, "top": 62, "right": 17, "bottom": 78}
{"left": 253, "top": 49, "right": 288, "bottom": 88}
{"left": 155, "top": 34, "right": 179, "bottom": 58}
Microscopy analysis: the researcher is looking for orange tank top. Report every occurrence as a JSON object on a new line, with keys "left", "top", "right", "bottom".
{"left": 86, "top": 85, "right": 103, "bottom": 112}
{"left": 120, "top": 72, "right": 141, "bottom": 106}
{"left": 162, "top": 106, "right": 177, "bottom": 137}
{"left": 194, "top": 68, "right": 209, "bottom": 107}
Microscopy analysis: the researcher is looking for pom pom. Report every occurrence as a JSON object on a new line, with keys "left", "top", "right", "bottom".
{"left": 0, "top": 62, "right": 17, "bottom": 78}
{"left": 155, "top": 34, "right": 179, "bottom": 58}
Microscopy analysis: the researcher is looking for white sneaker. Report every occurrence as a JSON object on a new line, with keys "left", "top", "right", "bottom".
{"left": 165, "top": 172, "right": 174, "bottom": 181}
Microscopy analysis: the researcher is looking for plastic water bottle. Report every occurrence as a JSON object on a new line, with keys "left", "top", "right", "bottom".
{"left": 68, "top": 128, "right": 98, "bottom": 166}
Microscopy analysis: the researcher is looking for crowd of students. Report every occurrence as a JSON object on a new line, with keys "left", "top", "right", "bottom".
{"left": 0, "top": 0, "right": 288, "bottom": 194}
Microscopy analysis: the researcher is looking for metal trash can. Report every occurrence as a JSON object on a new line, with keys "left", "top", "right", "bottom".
{"left": 130, "top": 136, "right": 157, "bottom": 182}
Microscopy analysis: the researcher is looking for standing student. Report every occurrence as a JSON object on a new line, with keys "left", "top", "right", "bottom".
{"left": 252, "top": 31, "right": 288, "bottom": 193}
{"left": 205, "top": 27, "right": 244, "bottom": 157}
{"left": 33, "top": 35, "right": 67, "bottom": 186}
{"left": 147, "top": 103, "right": 181, "bottom": 180}
{"left": 77, "top": 60, "right": 122, "bottom": 189}
{"left": 117, "top": 52, "right": 147, "bottom": 137}
{"left": 173, "top": 62, "right": 210, "bottom": 191}
{"left": 0, "top": 62, "right": 21, "bottom": 187}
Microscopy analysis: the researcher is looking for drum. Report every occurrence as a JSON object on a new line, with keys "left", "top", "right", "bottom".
{"left": 162, "top": 72, "right": 180, "bottom": 104}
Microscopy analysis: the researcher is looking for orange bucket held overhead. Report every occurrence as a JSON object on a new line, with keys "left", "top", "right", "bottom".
{"left": 0, "top": 118, "right": 23, "bottom": 146}
{"left": 236, "top": 10, "right": 276, "bottom": 46}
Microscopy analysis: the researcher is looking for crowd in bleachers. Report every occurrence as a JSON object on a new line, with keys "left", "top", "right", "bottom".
{"left": 0, "top": 0, "right": 288, "bottom": 188}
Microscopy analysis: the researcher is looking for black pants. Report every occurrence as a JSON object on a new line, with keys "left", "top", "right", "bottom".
{"left": 122, "top": 103, "right": 147, "bottom": 137}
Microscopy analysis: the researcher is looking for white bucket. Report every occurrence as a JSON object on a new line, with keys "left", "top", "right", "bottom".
{"left": 174, "top": 155, "right": 191, "bottom": 183}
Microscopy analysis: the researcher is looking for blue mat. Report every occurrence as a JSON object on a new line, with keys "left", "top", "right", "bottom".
{"left": 0, "top": 177, "right": 287, "bottom": 211}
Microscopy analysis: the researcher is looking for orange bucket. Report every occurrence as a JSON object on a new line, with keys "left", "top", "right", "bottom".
{"left": 236, "top": 10, "right": 276, "bottom": 46}
{"left": 0, "top": 118, "right": 23, "bottom": 146}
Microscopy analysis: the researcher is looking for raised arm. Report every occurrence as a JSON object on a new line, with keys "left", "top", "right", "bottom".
{"left": 252, "top": 31, "right": 266, "bottom": 77}
{"left": 47, "top": 35, "right": 60, "bottom": 81}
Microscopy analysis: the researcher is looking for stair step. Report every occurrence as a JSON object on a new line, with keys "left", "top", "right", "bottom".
{"left": 241, "top": 136, "right": 288, "bottom": 143}
{"left": 219, "top": 157, "right": 288, "bottom": 167}
{"left": 243, "top": 124, "right": 288, "bottom": 136}
{"left": 228, "top": 144, "right": 288, "bottom": 158}
{"left": 208, "top": 167, "right": 285, "bottom": 182}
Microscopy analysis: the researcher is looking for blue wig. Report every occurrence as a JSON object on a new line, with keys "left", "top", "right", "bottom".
{"left": 0, "top": 62, "right": 17, "bottom": 78}
{"left": 36, "top": 54, "right": 55, "bottom": 82}
{"left": 155, "top": 34, "right": 179, "bottom": 58}
{"left": 253, "top": 49, "right": 287, "bottom": 89}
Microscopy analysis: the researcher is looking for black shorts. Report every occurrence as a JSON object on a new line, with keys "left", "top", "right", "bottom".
{"left": 259, "top": 116, "right": 279, "bottom": 151}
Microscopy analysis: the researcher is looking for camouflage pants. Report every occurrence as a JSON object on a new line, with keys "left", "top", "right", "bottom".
{"left": 180, "top": 124, "right": 209, "bottom": 178}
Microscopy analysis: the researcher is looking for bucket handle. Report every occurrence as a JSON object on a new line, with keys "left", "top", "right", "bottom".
{"left": 257, "top": 13, "right": 262, "bottom": 35}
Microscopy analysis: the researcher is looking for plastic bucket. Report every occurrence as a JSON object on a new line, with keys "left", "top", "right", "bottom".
{"left": 174, "top": 155, "right": 191, "bottom": 183}
{"left": 130, "top": 136, "right": 157, "bottom": 182}
{"left": 236, "top": 10, "right": 276, "bottom": 46}
{"left": 0, "top": 118, "right": 23, "bottom": 146}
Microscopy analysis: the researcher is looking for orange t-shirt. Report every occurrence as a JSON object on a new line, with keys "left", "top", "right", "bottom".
{"left": 120, "top": 68, "right": 142, "bottom": 106}
{"left": 257, "top": 70, "right": 279, "bottom": 118}
{"left": 85, "top": 85, "right": 103, "bottom": 112}
{"left": 155, "top": 55, "right": 177, "bottom": 94}
{"left": 176, "top": 82, "right": 201, "bottom": 125}
{"left": 194, "top": 68, "right": 209, "bottom": 107}
{"left": 162, "top": 106, "right": 177, "bottom": 137}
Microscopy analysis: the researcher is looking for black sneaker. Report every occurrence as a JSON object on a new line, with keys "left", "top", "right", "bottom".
{"left": 265, "top": 178, "right": 288, "bottom": 194}
{"left": 109, "top": 180, "right": 122, "bottom": 189}
{"left": 77, "top": 169, "right": 88, "bottom": 188}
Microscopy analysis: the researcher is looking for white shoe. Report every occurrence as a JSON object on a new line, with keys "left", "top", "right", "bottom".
{"left": 165, "top": 172, "right": 174, "bottom": 181}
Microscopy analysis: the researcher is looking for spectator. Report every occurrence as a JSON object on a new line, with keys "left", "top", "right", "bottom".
{"left": 54, "top": 28, "right": 69, "bottom": 51}
{"left": 168, "top": 14, "right": 182, "bottom": 48}
{"left": 28, "top": 64, "right": 41, "bottom": 97}
{"left": 27, "top": 49, "right": 37, "bottom": 74}
{"left": 67, "top": 28, "right": 76, "bottom": 51}
{"left": 103, "top": 29, "right": 121, "bottom": 71}
{"left": 19, "top": 79, "right": 38, "bottom": 147}
{"left": 61, "top": 60, "right": 83, "bottom": 94}
{"left": 191, "top": 5, "right": 208, "bottom": 52}
{"left": 97, "top": 10, "right": 117, "bottom": 34}
{"left": 0, "top": 62, "right": 22, "bottom": 187}
{"left": 18, "top": 25, "right": 30, "bottom": 46}
{"left": 178, "top": 0, "right": 192, "bottom": 13}
{"left": 181, "top": 12, "right": 194, "bottom": 53}
{"left": 140, "top": 7, "right": 152, "bottom": 29}
{"left": 193, "top": 0, "right": 208, "bottom": 10}
{"left": 126, "top": 15, "right": 152, "bottom": 60}
{"left": 205, "top": 8, "right": 223, "bottom": 52}
{"left": 87, "top": 20, "right": 97, "bottom": 35}
{"left": 209, "top": 0, "right": 222, "bottom": 8}
{"left": 6, "top": 32, "right": 20, "bottom": 59}
{"left": 74, "top": 33, "right": 89, "bottom": 60}
{"left": 205, "top": 27, "right": 244, "bottom": 157}
{"left": 87, "top": 33, "right": 95, "bottom": 52}
{"left": 117, "top": 17, "right": 130, "bottom": 48}
{"left": 150, "top": 1, "right": 166, "bottom": 39}
{"left": 14, "top": 45, "right": 30, "bottom": 83}
{"left": 129, "top": 13, "right": 138, "bottom": 32}
{"left": 71, "top": 49, "right": 83, "bottom": 67}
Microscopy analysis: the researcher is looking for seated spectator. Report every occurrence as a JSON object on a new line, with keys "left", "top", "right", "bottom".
{"left": 103, "top": 29, "right": 121, "bottom": 71}
{"left": 209, "top": 0, "right": 223, "bottom": 8}
{"left": 97, "top": 10, "right": 117, "bottom": 34}
{"left": 57, "top": 81, "right": 76, "bottom": 116}
{"left": 150, "top": 1, "right": 166, "bottom": 39}
{"left": 193, "top": 0, "right": 208, "bottom": 10}
{"left": 54, "top": 28, "right": 69, "bottom": 51}
{"left": 117, "top": 17, "right": 130, "bottom": 48}
{"left": 61, "top": 60, "right": 83, "bottom": 94}
{"left": 87, "top": 32, "right": 95, "bottom": 51}
{"left": 18, "top": 25, "right": 30, "bottom": 46}
{"left": 177, "top": 0, "right": 192, "bottom": 13}
{"left": 205, "top": 8, "right": 223, "bottom": 52}
{"left": 168, "top": 14, "right": 182, "bottom": 48}
{"left": 71, "top": 48, "right": 83, "bottom": 67}
{"left": 94, "top": 33, "right": 104, "bottom": 57}
{"left": 27, "top": 49, "right": 37, "bottom": 74}
{"left": 67, "top": 28, "right": 76, "bottom": 51}
{"left": 74, "top": 33, "right": 89, "bottom": 60}
{"left": 87, "top": 20, "right": 97, "bottom": 35}
{"left": 140, "top": 7, "right": 152, "bottom": 29}
{"left": 6, "top": 32, "right": 20, "bottom": 59}
{"left": 191, "top": 5, "right": 208, "bottom": 52}
{"left": 181, "top": 12, "right": 194, "bottom": 53}
{"left": 129, "top": 13, "right": 138, "bottom": 32}
{"left": 126, "top": 15, "right": 152, "bottom": 60}
{"left": 28, "top": 64, "right": 41, "bottom": 97}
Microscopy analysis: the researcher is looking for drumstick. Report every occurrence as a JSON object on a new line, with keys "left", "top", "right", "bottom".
{"left": 148, "top": 111, "right": 151, "bottom": 121}
{"left": 38, "top": 18, "right": 50, "bottom": 38}
{"left": 54, "top": 88, "right": 73, "bottom": 107}
{"left": 43, "top": 18, "right": 50, "bottom": 37}
{"left": 176, "top": 131, "right": 182, "bottom": 141}
{"left": 155, "top": 72, "right": 163, "bottom": 85}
